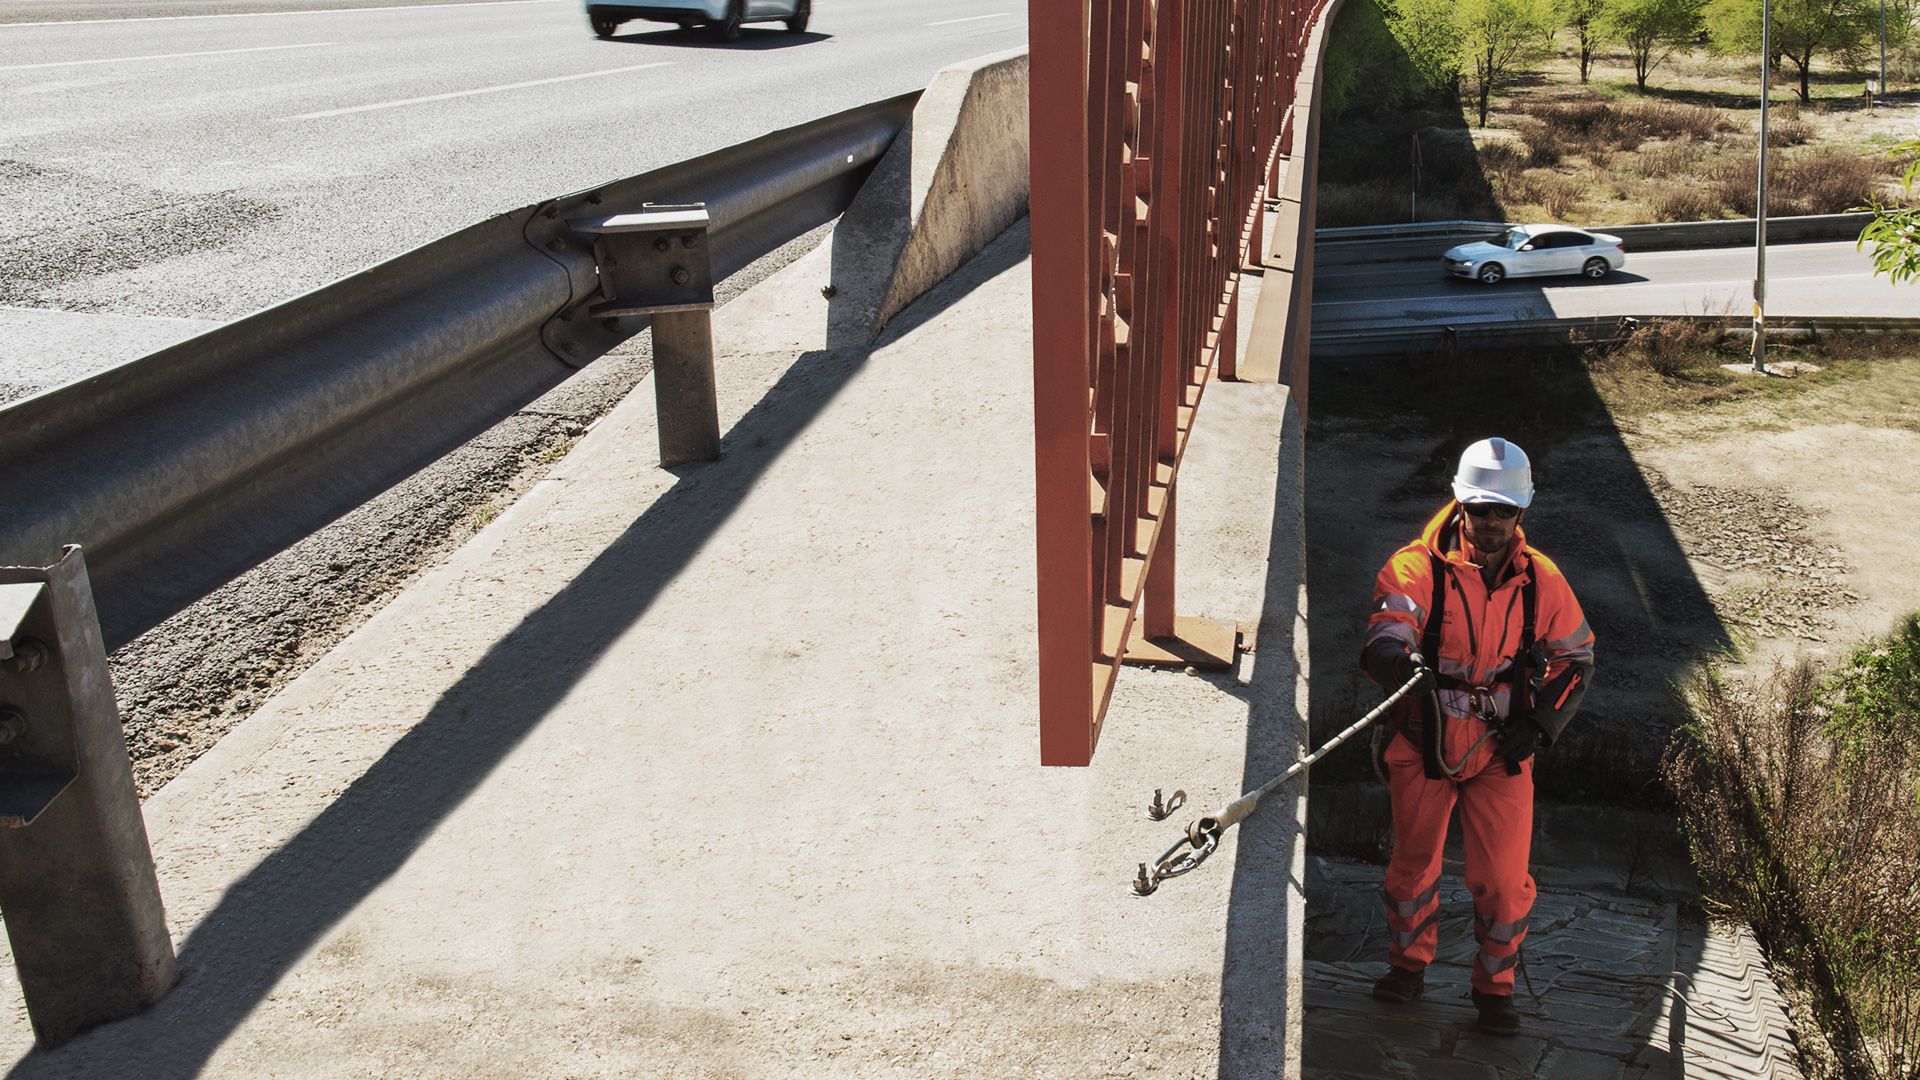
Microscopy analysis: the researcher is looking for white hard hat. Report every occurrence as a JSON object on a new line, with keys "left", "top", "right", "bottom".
{"left": 1452, "top": 437, "right": 1534, "bottom": 508}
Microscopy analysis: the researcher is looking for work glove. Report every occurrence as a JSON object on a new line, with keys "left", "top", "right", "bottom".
{"left": 1496, "top": 717, "right": 1546, "bottom": 765}
{"left": 1387, "top": 650, "right": 1437, "bottom": 695}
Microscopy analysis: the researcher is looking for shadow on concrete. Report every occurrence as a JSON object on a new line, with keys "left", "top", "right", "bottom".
{"left": 4, "top": 224, "right": 1033, "bottom": 1079}
{"left": 608, "top": 26, "right": 829, "bottom": 49}
{"left": 1215, "top": 398, "right": 1312, "bottom": 1078}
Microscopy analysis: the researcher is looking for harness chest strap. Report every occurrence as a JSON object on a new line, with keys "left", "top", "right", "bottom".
{"left": 1404, "top": 550, "right": 1538, "bottom": 780}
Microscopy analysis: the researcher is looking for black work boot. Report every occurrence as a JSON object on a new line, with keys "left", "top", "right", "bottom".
{"left": 1370, "top": 965, "right": 1425, "bottom": 1003}
{"left": 1471, "top": 990, "right": 1522, "bottom": 1035}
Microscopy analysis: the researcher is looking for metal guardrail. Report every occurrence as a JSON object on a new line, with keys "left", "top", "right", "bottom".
{"left": 1311, "top": 313, "right": 1920, "bottom": 359}
{"left": 1031, "top": 0, "right": 1326, "bottom": 766}
{"left": 0, "top": 93, "right": 916, "bottom": 652}
{"left": 1316, "top": 213, "right": 1877, "bottom": 265}
{"left": 1315, "top": 220, "right": 1508, "bottom": 242}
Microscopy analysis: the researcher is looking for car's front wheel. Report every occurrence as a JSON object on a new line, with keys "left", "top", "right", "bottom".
{"left": 1582, "top": 256, "right": 1611, "bottom": 280}
{"left": 589, "top": 13, "right": 621, "bottom": 37}
{"left": 1477, "top": 263, "right": 1505, "bottom": 285}
{"left": 715, "top": 0, "right": 744, "bottom": 39}
{"left": 786, "top": 0, "right": 810, "bottom": 32}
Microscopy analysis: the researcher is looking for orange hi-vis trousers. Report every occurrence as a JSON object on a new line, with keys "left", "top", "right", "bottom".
{"left": 1381, "top": 725, "right": 1536, "bottom": 996}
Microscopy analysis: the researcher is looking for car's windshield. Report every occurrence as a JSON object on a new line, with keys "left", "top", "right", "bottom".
{"left": 1497, "top": 229, "right": 1527, "bottom": 249}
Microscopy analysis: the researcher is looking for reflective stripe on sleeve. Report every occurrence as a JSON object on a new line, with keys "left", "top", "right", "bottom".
{"left": 1376, "top": 594, "right": 1428, "bottom": 621}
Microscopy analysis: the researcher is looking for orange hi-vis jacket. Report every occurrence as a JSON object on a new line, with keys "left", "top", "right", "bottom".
{"left": 1363, "top": 502, "right": 1596, "bottom": 778}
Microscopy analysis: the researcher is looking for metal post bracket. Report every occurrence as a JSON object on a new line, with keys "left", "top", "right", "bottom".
{"left": 568, "top": 203, "right": 717, "bottom": 319}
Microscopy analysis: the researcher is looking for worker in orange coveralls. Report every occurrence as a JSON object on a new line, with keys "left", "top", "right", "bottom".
{"left": 1358, "top": 437, "right": 1595, "bottom": 1036}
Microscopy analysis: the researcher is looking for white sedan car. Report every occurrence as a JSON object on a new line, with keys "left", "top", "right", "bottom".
{"left": 587, "top": 0, "right": 810, "bottom": 40}
{"left": 1442, "top": 224, "right": 1626, "bottom": 285}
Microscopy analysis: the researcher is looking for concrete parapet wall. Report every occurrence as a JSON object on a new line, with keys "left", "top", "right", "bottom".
{"left": 830, "top": 47, "right": 1030, "bottom": 344}
{"left": 1243, "top": 0, "right": 1348, "bottom": 420}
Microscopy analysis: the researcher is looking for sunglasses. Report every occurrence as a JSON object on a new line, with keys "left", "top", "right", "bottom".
{"left": 1462, "top": 502, "right": 1522, "bottom": 520}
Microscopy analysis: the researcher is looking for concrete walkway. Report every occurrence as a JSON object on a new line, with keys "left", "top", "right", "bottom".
{"left": 1, "top": 223, "right": 1312, "bottom": 1077}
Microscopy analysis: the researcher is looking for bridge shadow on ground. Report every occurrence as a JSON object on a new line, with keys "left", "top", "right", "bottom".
{"left": 1300, "top": 342, "right": 1735, "bottom": 809}
{"left": 3, "top": 223, "right": 1031, "bottom": 1080}
{"left": 1296, "top": 344, "right": 1738, "bottom": 1075}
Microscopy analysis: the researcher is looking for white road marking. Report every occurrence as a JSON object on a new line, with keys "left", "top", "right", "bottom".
{"left": 0, "top": 0, "right": 561, "bottom": 29}
{"left": 927, "top": 12, "right": 1010, "bottom": 25}
{"left": 0, "top": 42, "right": 335, "bottom": 73}
{"left": 281, "top": 60, "right": 673, "bottom": 120}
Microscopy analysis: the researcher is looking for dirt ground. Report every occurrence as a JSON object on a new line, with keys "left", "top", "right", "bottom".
{"left": 1302, "top": 343, "right": 1920, "bottom": 803}
{"left": 1318, "top": 21, "right": 1919, "bottom": 228}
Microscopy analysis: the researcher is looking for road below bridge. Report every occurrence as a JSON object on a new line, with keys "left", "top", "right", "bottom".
{"left": 1312, "top": 240, "right": 1916, "bottom": 335}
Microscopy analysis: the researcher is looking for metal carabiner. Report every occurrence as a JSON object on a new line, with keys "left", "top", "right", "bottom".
{"left": 1131, "top": 822, "right": 1222, "bottom": 896}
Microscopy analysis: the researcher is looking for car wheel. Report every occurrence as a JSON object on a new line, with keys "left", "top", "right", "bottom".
{"left": 786, "top": 0, "right": 810, "bottom": 32}
{"left": 1582, "top": 256, "right": 1610, "bottom": 279}
{"left": 589, "top": 13, "right": 620, "bottom": 37}
{"left": 715, "top": 0, "right": 744, "bottom": 40}
{"left": 1477, "top": 263, "right": 1505, "bottom": 285}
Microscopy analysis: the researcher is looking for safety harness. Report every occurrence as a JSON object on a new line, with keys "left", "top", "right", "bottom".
{"left": 1403, "top": 539, "right": 1542, "bottom": 781}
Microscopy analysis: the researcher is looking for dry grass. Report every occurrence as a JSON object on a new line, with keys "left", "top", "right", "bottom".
{"left": 1706, "top": 149, "right": 1898, "bottom": 216}
{"left": 1665, "top": 651, "right": 1920, "bottom": 1080}
{"left": 1319, "top": 22, "right": 1920, "bottom": 227}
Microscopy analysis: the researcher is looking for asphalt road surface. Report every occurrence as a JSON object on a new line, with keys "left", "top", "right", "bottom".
{"left": 0, "top": 0, "right": 1027, "bottom": 398}
{"left": 1313, "top": 240, "right": 1918, "bottom": 335}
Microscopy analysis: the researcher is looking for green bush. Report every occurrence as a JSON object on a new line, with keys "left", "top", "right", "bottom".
{"left": 1825, "top": 614, "right": 1920, "bottom": 764}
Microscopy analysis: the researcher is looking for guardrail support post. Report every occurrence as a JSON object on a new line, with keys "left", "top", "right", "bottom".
{"left": 0, "top": 546, "right": 177, "bottom": 1048}
{"left": 567, "top": 204, "right": 721, "bottom": 466}
{"left": 651, "top": 310, "right": 721, "bottom": 466}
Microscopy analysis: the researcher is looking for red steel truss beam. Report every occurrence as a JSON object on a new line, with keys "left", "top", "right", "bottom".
{"left": 1032, "top": 0, "right": 1329, "bottom": 765}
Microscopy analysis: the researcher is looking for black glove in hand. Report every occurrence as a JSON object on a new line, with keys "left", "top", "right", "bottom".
{"left": 1496, "top": 719, "right": 1545, "bottom": 764}
{"left": 1389, "top": 651, "right": 1437, "bottom": 694}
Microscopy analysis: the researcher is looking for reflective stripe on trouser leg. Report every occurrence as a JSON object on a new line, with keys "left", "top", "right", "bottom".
{"left": 1383, "top": 734, "right": 1457, "bottom": 972}
{"left": 1457, "top": 752, "right": 1537, "bottom": 995}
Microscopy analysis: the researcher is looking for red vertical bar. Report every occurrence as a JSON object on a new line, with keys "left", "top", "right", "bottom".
{"left": 1032, "top": 0, "right": 1095, "bottom": 766}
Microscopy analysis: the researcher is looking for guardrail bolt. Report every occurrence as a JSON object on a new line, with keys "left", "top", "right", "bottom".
{"left": 0, "top": 708, "right": 23, "bottom": 746}
{"left": 655, "top": 238, "right": 672, "bottom": 253}
{"left": 546, "top": 239, "right": 567, "bottom": 253}
{"left": 671, "top": 267, "right": 692, "bottom": 286}
{"left": 2, "top": 639, "right": 46, "bottom": 674}
{"left": 680, "top": 233, "right": 700, "bottom": 249}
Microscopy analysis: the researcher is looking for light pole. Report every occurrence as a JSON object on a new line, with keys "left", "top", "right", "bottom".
{"left": 1753, "top": 0, "right": 1772, "bottom": 374}
{"left": 1881, "top": 0, "right": 1888, "bottom": 98}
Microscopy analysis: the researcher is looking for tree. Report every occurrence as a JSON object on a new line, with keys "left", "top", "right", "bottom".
{"left": 1705, "top": 0, "right": 1879, "bottom": 101}
{"left": 1564, "top": 0, "right": 1614, "bottom": 81}
{"left": 1857, "top": 140, "right": 1920, "bottom": 284}
{"left": 1601, "top": 0, "right": 1705, "bottom": 90}
{"left": 1384, "top": 0, "right": 1469, "bottom": 94}
{"left": 1458, "top": 0, "right": 1561, "bottom": 124}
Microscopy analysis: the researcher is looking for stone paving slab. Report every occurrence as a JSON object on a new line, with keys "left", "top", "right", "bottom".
{"left": 1301, "top": 857, "right": 1805, "bottom": 1080}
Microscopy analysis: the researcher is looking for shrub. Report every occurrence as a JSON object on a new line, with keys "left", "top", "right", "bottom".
{"left": 1768, "top": 116, "right": 1814, "bottom": 147}
{"left": 1778, "top": 150, "right": 1889, "bottom": 215}
{"left": 1479, "top": 138, "right": 1529, "bottom": 176}
{"left": 1824, "top": 614, "right": 1920, "bottom": 762}
{"left": 1666, "top": 656, "right": 1920, "bottom": 1080}
{"left": 1646, "top": 179, "right": 1725, "bottom": 220}
{"left": 1319, "top": 180, "right": 1405, "bottom": 227}
{"left": 1629, "top": 101, "right": 1734, "bottom": 141}
{"left": 1518, "top": 118, "right": 1566, "bottom": 166}
{"left": 1637, "top": 140, "right": 1709, "bottom": 179}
